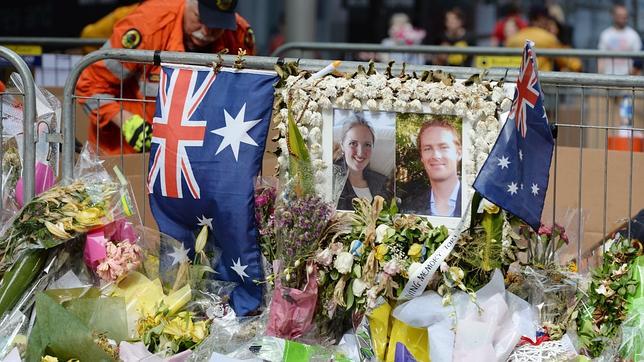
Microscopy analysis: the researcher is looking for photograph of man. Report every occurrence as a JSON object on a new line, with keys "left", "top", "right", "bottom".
{"left": 333, "top": 111, "right": 395, "bottom": 210}
{"left": 401, "top": 118, "right": 462, "bottom": 217}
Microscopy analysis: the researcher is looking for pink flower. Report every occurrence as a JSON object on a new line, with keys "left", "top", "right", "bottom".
{"left": 366, "top": 287, "right": 379, "bottom": 309}
{"left": 255, "top": 195, "right": 268, "bottom": 207}
{"left": 538, "top": 224, "right": 552, "bottom": 236}
{"left": 315, "top": 248, "right": 333, "bottom": 266}
{"left": 329, "top": 242, "right": 344, "bottom": 255}
{"left": 383, "top": 260, "right": 400, "bottom": 276}
{"left": 96, "top": 241, "right": 142, "bottom": 282}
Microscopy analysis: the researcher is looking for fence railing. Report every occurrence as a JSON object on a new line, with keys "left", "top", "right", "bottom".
{"left": 0, "top": 45, "right": 37, "bottom": 203}
{"left": 61, "top": 49, "right": 643, "bottom": 267}
{"left": 271, "top": 41, "right": 644, "bottom": 59}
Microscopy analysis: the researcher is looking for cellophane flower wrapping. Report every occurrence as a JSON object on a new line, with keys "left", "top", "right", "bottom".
{"left": 266, "top": 260, "right": 319, "bottom": 340}
{"left": 0, "top": 144, "right": 129, "bottom": 274}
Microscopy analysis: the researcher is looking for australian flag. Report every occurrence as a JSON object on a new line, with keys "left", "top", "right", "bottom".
{"left": 473, "top": 41, "right": 554, "bottom": 231}
{"left": 148, "top": 65, "right": 278, "bottom": 315}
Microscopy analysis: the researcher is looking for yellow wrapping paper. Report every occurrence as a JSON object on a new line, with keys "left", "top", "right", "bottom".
{"left": 368, "top": 302, "right": 392, "bottom": 361}
{"left": 111, "top": 271, "right": 192, "bottom": 338}
{"left": 386, "top": 318, "right": 429, "bottom": 362}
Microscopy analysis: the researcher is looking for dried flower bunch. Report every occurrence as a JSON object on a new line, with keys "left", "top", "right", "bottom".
{"left": 0, "top": 179, "right": 118, "bottom": 273}
{"left": 274, "top": 194, "right": 333, "bottom": 287}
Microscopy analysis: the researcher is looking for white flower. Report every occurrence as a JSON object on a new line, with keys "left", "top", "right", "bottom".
{"left": 595, "top": 282, "right": 615, "bottom": 297}
{"left": 383, "top": 260, "right": 400, "bottom": 276}
{"left": 408, "top": 262, "right": 423, "bottom": 276}
{"left": 397, "top": 90, "right": 411, "bottom": 102}
{"left": 352, "top": 279, "right": 368, "bottom": 297}
{"left": 313, "top": 159, "right": 326, "bottom": 171}
{"left": 277, "top": 155, "right": 288, "bottom": 168}
{"left": 428, "top": 101, "right": 441, "bottom": 113}
{"left": 369, "top": 74, "right": 387, "bottom": 89}
{"left": 309, "top": 112, "right": 322, "bottom": 127}
{"left": 366, "top": 99, "right": 379, "bottom": 110}
{"left": 394, "top": 99, "right": 407, "bottom": 111}
{"left": 380, "top": 98, "right": 394, "bottom": 111}
{"left": 409, "top": 99, "right": 423, "bottom": 112}
{"left": 334, "top": 252, "right": 354, "bottom": 274}
{"left": 275, "top": 122, "right": 287, "bottom": 135}
{"left": 300, "top": 110, "right": 312, "bottom": 125}
{"left": 454, "top": 100, "right": 468, "bottom": 117}
{"left": 315, "top": 170, "right": 325, "bottom": 184}
{"left": 482, "top": 102, "right": 497, "bottom": 117}
{"left": 440, "top": 100, "right": 455, "bottom": 114}
{"left": 375, "top": 224, "right": 394, "bottom": 244}
{"left": 500, "top": 98, "right": 512, "bottom": 112}
{"left": 380, "top": 87, "right": 394, "bottom": 99}
{"left": 298, "top": 126, "right": 309, "bottom": 139}
{"left": 387, "top": 78, "right": 402, "bottom": 90}
{"left": 279, "top": 108, "right": 289, "bottom": 120}
{"left": 315, "top": 248, "right": 333, "bottom": 266}
{"left": 309, "top": 126, "right": 322, "bottom": 143}
{"left": 307, "top": 100, "right": 318, "bottom": 112}
{"left": 318, "top": 96, "right": 332, "bottom": 109}
{"left": 492, "top": 86, "right": 505, "bottom": 103}
{"left": 310, "top": 143, "right": 322, "bottom": 158}
{"left": 440, "top": 262, "right": 449, "bottom": 272}
{"left": 350, "top": 99, "right": 362, "bottom": 110}
{"left": 278, "top": 138, "right": 288, "bottom": 154}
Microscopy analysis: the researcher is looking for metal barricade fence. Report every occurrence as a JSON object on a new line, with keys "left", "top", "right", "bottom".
{"left": 270, "top": 42, "right": 644, "bottom": 73}
{"left": 61, "top": 49, "right": 644, "bottom": 269}
{"left": 0, "top": 45, "right": 37, "bottom": 207}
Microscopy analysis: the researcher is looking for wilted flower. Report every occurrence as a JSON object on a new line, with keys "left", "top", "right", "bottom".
{"left": 315, "top": 248, "right": 333, "bottom": 266}
{"left": 334, "top": 252, "right": 354, "bottom": 274}
{"left": 366, "top": 287, "right": 379, "bottom": 309}
{"left": 96, "top": 241, "right": 142, "bottom": 282}
{"left": 481, "top": 198, "right": 500, "bottom": 214}
{"left": 538, "top": 224, "right": 552, "bottom": 236}
{"left": 329, "top": 242, "right": 344, "bottom": 255}
{"left": 383, "top": 260, "right": 400, "bottom": 276}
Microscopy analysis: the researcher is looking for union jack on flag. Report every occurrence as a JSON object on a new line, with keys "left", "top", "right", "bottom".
{"left": 509, "top": 42, "right": 540, "bottom": 138}
{"left": 473, "top": 41, "right": 554, "bottom": 231}
{"left": 148, "top": 64, "right": 278, "bottom": 315}
{"left": 148, "top": 67, "right": 216, "bottom": 199}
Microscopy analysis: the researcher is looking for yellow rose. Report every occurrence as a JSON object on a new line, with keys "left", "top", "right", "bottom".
{"left": 375, "top": 244, "right": 389, "bottom": 261}
{"left": 407, "top": 243, "right": 423, "bottom": 260}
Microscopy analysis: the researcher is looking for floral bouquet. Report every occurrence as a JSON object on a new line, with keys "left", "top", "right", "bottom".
{"left": 576, "top": 235, "right": 643, "bottom": 358}
{"left": 266, "top": 194, "right": 333, "bottom": 340}
{"left": 313, "top": 196, "right": 449, "bottom": 345}
{"left": 517, "top": 222, "right": 579, "bottom": 335}
{"left": 84, "top": 219, "right": 142, "bottom": 283}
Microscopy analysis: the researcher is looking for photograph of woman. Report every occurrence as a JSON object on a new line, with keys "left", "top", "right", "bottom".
{"left": 333, "top": 110, "right": 395, "bottom": 210}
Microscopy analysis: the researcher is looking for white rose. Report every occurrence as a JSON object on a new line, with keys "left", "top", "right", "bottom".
{"left": 500, "top": 98, "right": 512, "bottom": 112}
{"left": 352, "top": 278, "right": 368, "bottom": 297}
{"left": 334, "top": 252, "right": 354, "bottom": 274}
{"left": 375, "top": 224, "right": 394, "bottom": 244}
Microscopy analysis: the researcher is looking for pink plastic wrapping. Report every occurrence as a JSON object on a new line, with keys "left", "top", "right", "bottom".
{"left": 266, "top": 261, "right": 318, "bottom": 340}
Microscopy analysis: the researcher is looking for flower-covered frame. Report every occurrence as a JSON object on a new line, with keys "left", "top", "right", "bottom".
{"left": 272, "top": 62, "right": 515, "bottom": 229}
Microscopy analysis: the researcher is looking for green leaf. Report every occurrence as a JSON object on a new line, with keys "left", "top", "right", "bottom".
{"left": 389, "top": 198, "right": 398, "bottom": 215}
{"left": 346, "top": 281, "right": 355, "bottom": 310}
{"left": 330, "top": 270, "right": 339, "bottom": 281}
{"left": 470, "top": 192, "right": 483, "bottom": 231}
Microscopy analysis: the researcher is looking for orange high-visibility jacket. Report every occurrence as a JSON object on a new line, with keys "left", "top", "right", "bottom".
{"left": 76, "top": 0, "right": 255, "bottom": 154}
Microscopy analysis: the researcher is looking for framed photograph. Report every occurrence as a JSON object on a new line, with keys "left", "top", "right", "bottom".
{"left": 330, "top": 110, "right": 396, "bottom": 211}
{"left": 275, "top": 68, "right": 514, "bottom": 229}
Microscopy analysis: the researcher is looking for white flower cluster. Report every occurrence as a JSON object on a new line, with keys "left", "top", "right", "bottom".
{"left": 273, "top": 71, "right": 511, "bottom": 192}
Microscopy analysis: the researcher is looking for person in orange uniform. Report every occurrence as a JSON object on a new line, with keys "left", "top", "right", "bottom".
{"left": 76, "top": 0, "right": 255, "bottom": 154}
{"left": 505, "top": 5, "right": 581, "bottom": 73}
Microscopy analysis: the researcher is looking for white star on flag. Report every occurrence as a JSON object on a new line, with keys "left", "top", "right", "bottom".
{"left": 507, "top": 182, "right": 518, "bottom": 195}
{"left": 197, "top": 215, "right": 213, "bottom": 230}
{"left": 212, "top": 103, "right": 262, "bottom": 161}
{"left": 231, "top": 258, "right": 250, "bottom": 281}
{"left": 497, "top": 155, "right": 511, "bottom": 169}
{"left": 169, "top": 244, "right": 190, "bottom": 266}
{"left": 519, "top": 149, "right": 524, "bottom": 161}
{"left": 531, "top": 183, "right": 540, "bottom": 195}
